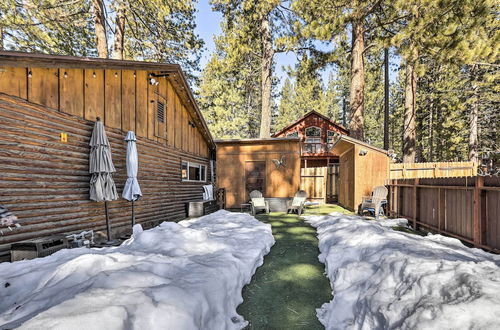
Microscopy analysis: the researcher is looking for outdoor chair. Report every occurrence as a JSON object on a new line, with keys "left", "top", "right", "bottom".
{"left": 249, "top": 190, "right": 269, "bottom": 216}
{"left": 359, "top": 186, "right": 388, "bottom": 219}
{"left": 287, "top": 190, "right": 307, "bottom": 215}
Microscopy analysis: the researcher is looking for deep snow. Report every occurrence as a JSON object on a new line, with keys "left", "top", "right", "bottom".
{"left": 306, "top": 212, "right": 500, "bottom": 330}
{"left": 0, "top": 210, "right": 274, "bottom": 330}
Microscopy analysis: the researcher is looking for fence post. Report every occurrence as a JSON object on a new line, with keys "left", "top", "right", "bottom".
{"left": 413, "top": 178, "right": 419, "bottom": 229}
{"left": 473, "top": 176, "right": 484, "bottom": 246}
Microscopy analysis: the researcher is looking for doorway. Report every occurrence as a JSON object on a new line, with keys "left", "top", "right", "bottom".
{"left": 245, "top": 161, "right": 266, "bottom": 201}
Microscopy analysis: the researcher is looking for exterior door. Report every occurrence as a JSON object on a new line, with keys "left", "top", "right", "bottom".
{"left": 245, "top": 161, "right": 266, "bottom": 201}
{"left": 326, "top": 164, "right": 340, "bottom": 203}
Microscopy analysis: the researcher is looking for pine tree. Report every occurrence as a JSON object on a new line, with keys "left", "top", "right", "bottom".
{"left": 389, "top": 0, "right": 497, "bottom": 162}
{"left": 276, "top": 77, "right": 297, "bottom": 131}
{"left": 0, "top": 0, "right": 204, "bottom": 75}
{"left": 324, "top": 72, "right": 342, "bottom": 121}
{"left": 198, "top": 18, "right": 262, "bottom": 139}
{"left": 292, "top": 0, "right": 390, "bottom": 140}
{"left": 0, "top": 0, "right": 96, "bottom": 56}
{"left": 211, "top": 0, "right": 299, "bottom": 138}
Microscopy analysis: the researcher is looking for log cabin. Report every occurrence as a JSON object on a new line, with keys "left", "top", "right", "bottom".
{"left": 0, "top": 51, "right": 216, "bottom": 260}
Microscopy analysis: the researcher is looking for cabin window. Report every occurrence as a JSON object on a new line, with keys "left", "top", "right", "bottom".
{"left": 287, "top": 131, "right": 299, "bottom": 138}
{"left": 157, "top": 101, "right": 165, "bottom": 123}
{"left": 181, "top": 161, "right": 207, "bottom": 182}
{"left": 327, "top": 130, "right": 337, "bottom": 144}
{"left": 305, "top": 126, "right": 321, "bottom": 144}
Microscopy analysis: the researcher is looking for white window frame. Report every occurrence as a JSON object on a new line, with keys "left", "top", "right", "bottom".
{"left": 327, "top": 130, "right": 336, "bottom": 144}
{"left": 181, "top": 161, "right": 207, "bottom": 182}
{"left": 287, "top": 131, "right": 299, "bottom": 138}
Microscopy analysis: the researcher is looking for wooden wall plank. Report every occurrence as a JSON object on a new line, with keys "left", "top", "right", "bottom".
{"left": 84, "top": 69, "right": 104, "bottom": 121}
{"left": 121, "top": 70, "right": 136, "bottom": 132}
{"left": 147, "top": 74, "right": 156, "bottom": 140}
{"left": 104, "top": 69, "right": 122, "bottom": 129}
{"left": 174, "top": 96, "right": 181, "bottom": 148}
{"left": 166, "top": 81, "right": 175, "bottom": 145}
{"left": 0, "top": 67, "right": 27, "bottom": 98}
{"left": 135, "top": 71, "right": 148, "bottom": 137}
{"left": 28, "top": 67, "right": 59, "bottom": 109}
{"left": 59, "top": 68, "right": 84, "bottom": 117}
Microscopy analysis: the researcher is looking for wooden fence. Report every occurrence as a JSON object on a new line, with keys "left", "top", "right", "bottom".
{"left": 388, "top": 176, "right": 500, "bottom": 253}
{"left": 300, "top": 166, "right": 339, "bottom": 203}
{"left": 389, "top": 161, "right": 477, "bottom": 179}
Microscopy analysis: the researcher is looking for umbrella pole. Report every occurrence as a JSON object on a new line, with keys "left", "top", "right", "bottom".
{"left": 131, "top": 200, "right": 135, "bottom": 228}
{"left": 105, "top": 201, "right": 112, "bottom": 241}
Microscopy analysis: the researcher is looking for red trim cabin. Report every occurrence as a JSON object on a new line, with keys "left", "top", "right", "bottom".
{"left": 272, "top": 111, "right": 349, "bottom": 168}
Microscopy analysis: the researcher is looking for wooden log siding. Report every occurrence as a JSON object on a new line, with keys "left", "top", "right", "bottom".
{"left": 388, "top": 177, "right": 500, "bottom": 253}
{"left": 0, "top": 93, "right": 213, "bottom": 252}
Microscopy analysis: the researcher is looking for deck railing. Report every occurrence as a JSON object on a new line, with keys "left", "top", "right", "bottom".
{"left": 301, "top": 143, "right": 335, "bottom": 154}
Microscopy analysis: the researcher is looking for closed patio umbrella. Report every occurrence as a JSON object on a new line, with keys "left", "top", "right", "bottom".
{"left": 89, "top": 117, "right": 117, "bottom": 241}
{"left": 122, "top": 131, "right": 142, "bottom": 227}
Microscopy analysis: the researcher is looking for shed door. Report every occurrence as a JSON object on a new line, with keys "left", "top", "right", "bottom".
{"left": 245, "top": 161, "right": 266, "bottom": 201}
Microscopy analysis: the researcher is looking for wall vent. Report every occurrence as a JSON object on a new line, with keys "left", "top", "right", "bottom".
{"left": 157, "top": 101, "right": 165, "bottom": 123}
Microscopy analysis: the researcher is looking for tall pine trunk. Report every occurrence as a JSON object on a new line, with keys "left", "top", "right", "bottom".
{"left": 468, "top": 65, "right": 479, "bottom": 163}
{"left": 349, "top": 19, "right": 365, "bottom": 140}
{"left": 112, "top": 0, "right": 126, "bottom": 60}
{"left": 403, "top": 49, "right": 417, "bottom": 163}
{"left": 259, "top": 14, "right": 273, "bottom": 138}
{"left": 383, "top": 48, "right": 389, "bottom": 150}
{"left": 92, "top": 0, "right": 108, "bottom": 58}
{"left": 429, "top": 99, "right": 434, "bottom": 161}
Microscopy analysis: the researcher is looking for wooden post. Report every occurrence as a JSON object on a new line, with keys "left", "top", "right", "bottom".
{"left": 438, "top": 188, "right": 446, "bottom": 233}
{"left": 412, "top": 178, "right": 419, "bottom": 229}
{"left": 473, "top": 176, "right": 484, "bottom": 246}
{"left": 324, "top": 166, "right": 328, "bottom": 204}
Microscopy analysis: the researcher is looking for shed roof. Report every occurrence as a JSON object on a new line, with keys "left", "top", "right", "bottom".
{"left": 0, "top": 51, "right": 215, "bottom": 149}
{"left": 215, "top": 137, "right": 300, "bottom": 144}
{"left": 330, "top": 135, "right": 389, "bottom": 156}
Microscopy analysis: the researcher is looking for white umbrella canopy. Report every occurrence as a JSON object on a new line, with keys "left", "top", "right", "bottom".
{"left": 122, "top": 131, "right": 142, "bottom": 202}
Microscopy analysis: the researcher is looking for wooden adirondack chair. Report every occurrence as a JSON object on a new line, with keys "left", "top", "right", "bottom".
{"left": 359, "top": 186, "right": 388, "bottom": 218}
{"left": 287, "top": 190, "right": 307, "bottom": 215}
{"left": 249, "top": 190, "right": 269, "bottom": 215}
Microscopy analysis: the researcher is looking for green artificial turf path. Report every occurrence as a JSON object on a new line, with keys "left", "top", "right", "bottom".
{"left": 237, "top": 204, "right": 352, "bottom": 330}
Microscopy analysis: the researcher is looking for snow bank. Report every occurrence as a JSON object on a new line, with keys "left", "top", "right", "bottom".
{"left": 306, "top": 213, "right": 500, "bottom": 330}
{"left": 0, "top": 210, "right": 274, "bottom": 330}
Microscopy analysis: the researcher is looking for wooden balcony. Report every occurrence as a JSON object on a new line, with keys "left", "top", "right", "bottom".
{"left": 301, "top": 142, "right": 338, "bottom": 157}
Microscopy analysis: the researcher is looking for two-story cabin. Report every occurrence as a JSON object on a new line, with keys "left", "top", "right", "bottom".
{"left": 272, "top": 110, "right": 349, "bottom": 168}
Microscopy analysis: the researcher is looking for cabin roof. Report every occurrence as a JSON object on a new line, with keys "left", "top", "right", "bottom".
{"left": 330, "top": 135, "right": 389, "bottom": 156}
{"left": 0, "top": 51, "right": 215, "bottom": 149}
{"left": 215, "top": 137, "right": 300, "bottom": 144}
{"left": 271, "top": 110, "right": 349, "bottom": 137}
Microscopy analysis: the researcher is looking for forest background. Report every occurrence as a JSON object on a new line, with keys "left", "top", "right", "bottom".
{"left": 1, "top": 0, "right": 498, "bottom": 163}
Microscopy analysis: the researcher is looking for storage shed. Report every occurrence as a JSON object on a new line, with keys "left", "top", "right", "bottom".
{"left": 330, "top": 135, "right": 390, "bottom": 211}
{"left": 0, "top": 51, "right": 215, "bottom": 258}
{"left": 216, "top": 138, "right": 301, "bottom": 209}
